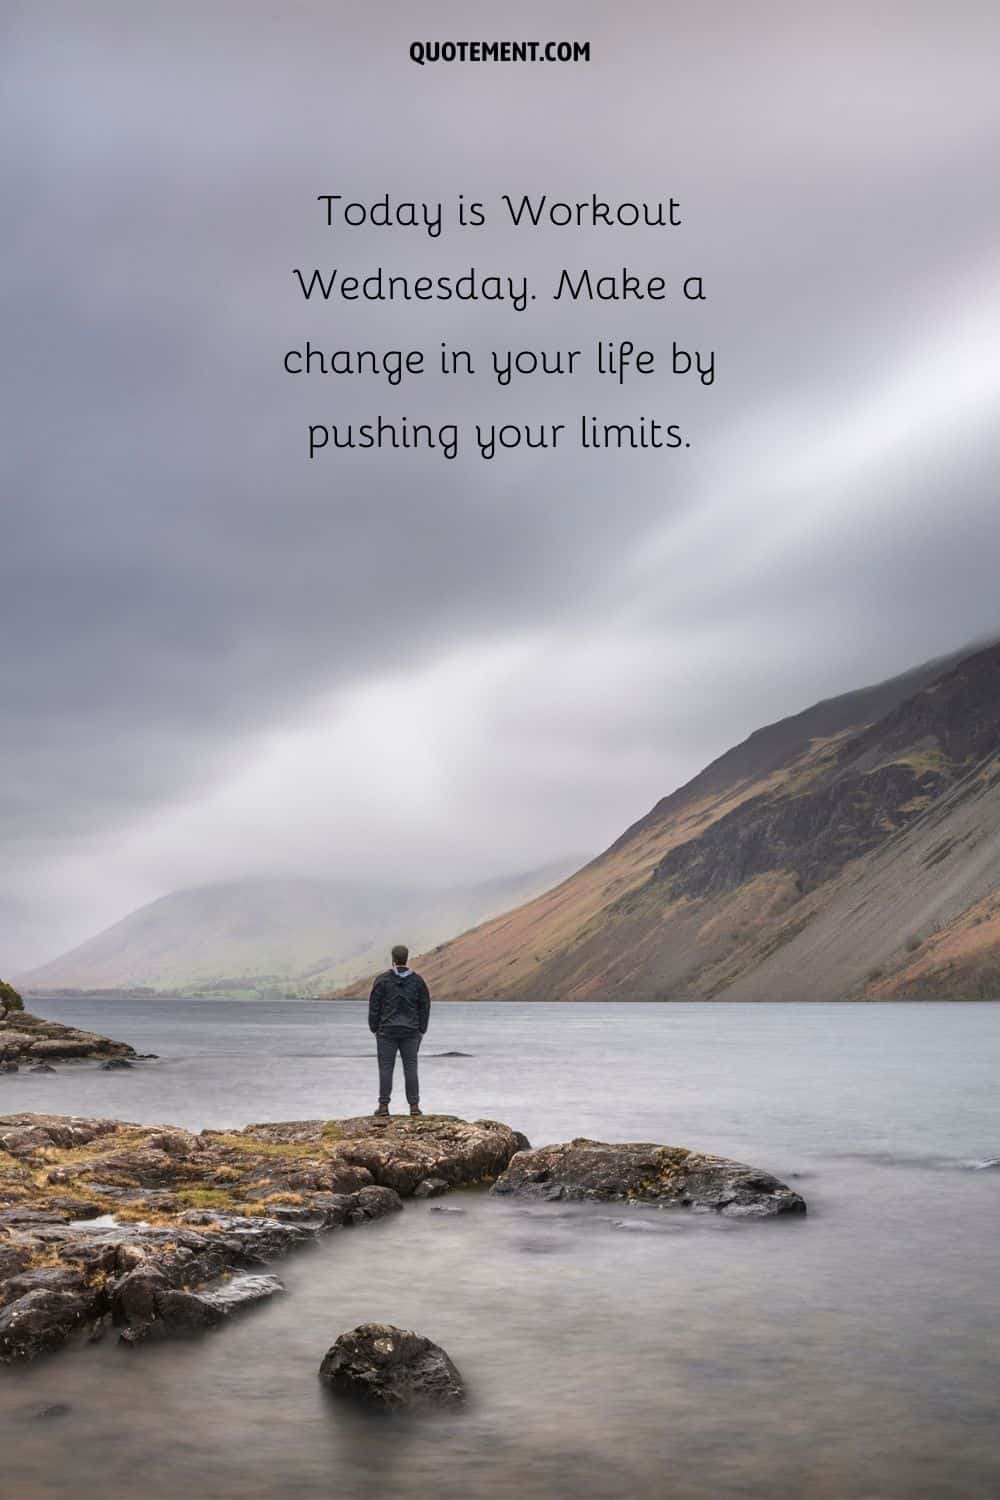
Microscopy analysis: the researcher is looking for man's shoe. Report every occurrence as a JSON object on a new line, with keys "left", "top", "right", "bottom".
{"left": 373, "top": 1104, "right": 390, "bottom": 1118}
{"left": 409, "top": 1105, "right": 423, "bottom": 1117}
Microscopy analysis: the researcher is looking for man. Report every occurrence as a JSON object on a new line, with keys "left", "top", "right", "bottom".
{"left": 368, "top": 944, "right": 431, "bottom": 1118}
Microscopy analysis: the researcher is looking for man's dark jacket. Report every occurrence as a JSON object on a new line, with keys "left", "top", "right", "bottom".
{"left": 368, "top": 969, "right": 431, "bottom": 1037}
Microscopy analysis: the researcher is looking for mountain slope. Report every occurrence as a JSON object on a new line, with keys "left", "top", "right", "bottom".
{"left": 387, "top": 642, "right": 1000, "bottom": 1001}
{"left": 17, "top": 862, "right": 580, "bottom": 999}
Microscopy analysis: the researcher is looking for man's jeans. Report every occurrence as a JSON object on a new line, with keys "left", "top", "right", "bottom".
{"left": 376, "top": 1031, "right": 421, "bottom": 1107}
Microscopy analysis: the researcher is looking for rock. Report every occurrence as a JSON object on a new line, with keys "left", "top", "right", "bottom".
{"left": 27, "top": 1039, "right": 93, "bottom": 1059}
{"left": 30, "top": 1063, "right": 58, "bottom": 1074}
{"left": 50, "top": 1197, "right": 105, "bottom": 1219}
{"left": 154, "top": 1288, "right": 223, "bottom": 1332}
{"left": 1, "top": 1110, "right": 527, "bottom": 1362}
{"left": 198, "top": 1273, "right": 284, "bottom": 1317}
{"left": 0, "top": 1206, "right": 69, "bottom": 1227}
{"left": 413, "top": 1177, "right": 450, "bottom": 1199}
{"left": 113, "top": 1265, "right": 169, "bottom": 1325}
{"left": 143, "top": 1129, "right": 200, "bottom": 1157}
{"left": 432, "top": 1051, "right": 474, "bottom": 1057}
{"left": 100, "top": 1058, "right": 133, "bottom": 1071}
{"left": 0, "top": 1288, "right": 98, "bottom": 1361}
{"left": 319, "top": 1322, "right": 465, "bottom": 1407}
{"left": 430, "top": 1205, "right": 465, "bottom": 1215}
{"left": 4, "top": 1265, "right": 85, "bottom": 1299}
{"left": 0, "top": 1061, "right": 18, "bottom": 1074}
{"left": 0, "top": 1032, "right": 34, "bottom": 1059}
{"left": 492, "top": 1139, "right": 807, "bottom": 1218}
{"left": 0, "top": 1008, "right": 137, "bottom": 1064}
{"left": 240, "top": 1115, "right": 526, "bottom": 1198}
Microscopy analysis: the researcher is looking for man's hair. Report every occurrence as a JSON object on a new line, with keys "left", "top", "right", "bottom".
{"left": 391, "top": 944, "right": 409, "bottom": 965}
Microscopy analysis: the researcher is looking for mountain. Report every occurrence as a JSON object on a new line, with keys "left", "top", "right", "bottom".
{"left": 16, "top": 862, "right": 581, "bottom": 999}
{"left": 368, "top": 642, "right": 1000, "bottom": 1001}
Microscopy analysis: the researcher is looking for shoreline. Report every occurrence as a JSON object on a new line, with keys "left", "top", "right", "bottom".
{"left": 21, "top": 992, "right": 1000, "bottom": 1005}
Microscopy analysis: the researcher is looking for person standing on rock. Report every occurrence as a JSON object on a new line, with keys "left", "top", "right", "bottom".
{"left": 369, "top": 944, "right": 431, "bottom": 1118}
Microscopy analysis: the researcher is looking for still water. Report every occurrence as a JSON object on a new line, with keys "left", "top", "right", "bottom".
{"left": 2, "top": 999, "right": 999, "bottom": 1499}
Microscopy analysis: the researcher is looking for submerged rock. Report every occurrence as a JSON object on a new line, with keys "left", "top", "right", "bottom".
{"left": 319, "top": 1322, "right": 465, "bottom": 1407}
{"left": 492, "top": 1139, "right": 806, "bottom": 1218}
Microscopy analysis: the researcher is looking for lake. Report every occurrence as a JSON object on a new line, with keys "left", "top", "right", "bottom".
{"left": 2, "top": 999, "right": 999, "bottom": 1499}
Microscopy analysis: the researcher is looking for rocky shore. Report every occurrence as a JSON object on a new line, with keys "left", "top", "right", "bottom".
{"left": 0, "top": 1112, "right": 526, "bottom": 1361}
{"left": 1, "top": 1111, "right": 805, "bottom": 1364}
{"left": 0, "top": 988, "right": 139, "bottom": 1070}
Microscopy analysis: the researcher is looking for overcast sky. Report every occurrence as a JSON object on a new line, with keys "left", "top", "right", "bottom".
{"left": 3, "top": 1, "right": 1000, "bottom": 969}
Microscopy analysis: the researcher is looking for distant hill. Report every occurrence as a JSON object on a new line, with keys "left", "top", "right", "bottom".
{"left": 16, "top": 861, "right": 581, "bottom": 999}
{"left": 354, "top": 641, "right": 1000, "bottom": 1001}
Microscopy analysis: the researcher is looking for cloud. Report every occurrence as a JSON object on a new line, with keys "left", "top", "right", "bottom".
{"left": 3, "top": 1, "right": 1000, "bottom": 966}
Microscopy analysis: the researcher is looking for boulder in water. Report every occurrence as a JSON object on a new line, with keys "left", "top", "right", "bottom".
{"left": 318, "top": 1322, "right": 465, "bottom": 1407}
{"left": 492, "top": 1139, "right": 806, "bottom": 1218}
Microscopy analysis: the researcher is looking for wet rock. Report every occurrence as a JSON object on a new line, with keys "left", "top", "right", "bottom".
{"left": 1, "top": 1110, "right": 526, "bottom": 1361}
{"left": 347, "top": 1185, "right": 403, "bottom": 1222}
{"left": 198, "top": 1273, "right": 284, "bottom": 1316}
{"left": 0, "top": 1288, "right": 99, "bottom": 1360}
{"left": 30, "top": 1063, "right": 58, "bottom": 1074}
{"left": 492, "top": 1139, "right": 807, "bottom": 1218}
{"left": 432, "top": 1051, "right": 474, "bottom": 1057}
{"left": 4, "top": 1265, "right": 85, "bottom": 1300}
{"left": 155, "top": 1288, "right": 223, "bottom": 1331}
{"left": 413, "top": 1177, "right": 450, "bottom": 1199}
{"left": 0, "top": 1061, "right": 18, "bottom": 1073}
{"left": 430, "top": 1205, "right": 465, "bottom": 1215}
{"left": 319, "top": 1322, "right": 465, "bottom": 1407}
{"left": 113, "top": 1265, "right": 169, "bottom": 1325}
{"left": 100, "top": 1058, "right": 133, "bottom": 1071}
